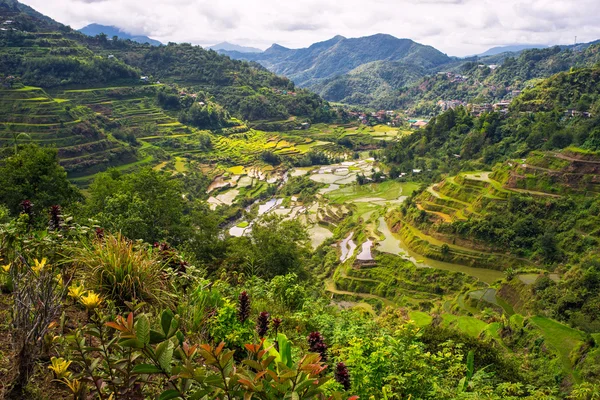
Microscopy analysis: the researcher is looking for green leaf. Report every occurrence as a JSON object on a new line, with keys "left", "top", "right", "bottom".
{"left": 135, "top": 314, "right": 150, "bottom": 345}
{"left": 466, "top": 350, "right": 475, "bottom": 381}
{"left": 120, "top": 338, "right": 145, "bottom": 348}
{"left": 132, "top": 364, "right": 162, "bottom": 374}
{"left": 167, "top": 315, "right": 180, "bottom": 338}
{"left": 150, "top": 329, "right": 166, "bottom": 344}
{"left": 161, "top": 310, "right": 174, "bottom": 336}
{"left": 277, "top": 333, "right": 293, "bottom": 368}
{"left": 156, "top": 339, "right": 174, "bottom": 372}
{"left": 159, "top": 389, "right": 181, "bottom": 400}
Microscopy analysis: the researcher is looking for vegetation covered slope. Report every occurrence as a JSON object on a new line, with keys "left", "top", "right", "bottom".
{"left": 223, "top": 34, "right": 451, "bottom": 88}
{"left": 392, "top": 44, "right": 600, "bottom": 113}
{"left": 0, "top": 0, "right": 342, "bottom": 178}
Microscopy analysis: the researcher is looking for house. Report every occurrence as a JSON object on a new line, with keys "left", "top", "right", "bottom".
{"left": 410, "top": 121, "right": 428, "bottom": 129}
{"left": 412, "top": 169, "right": 422, "bottom": 174}
{"left": 300, "top": 122, "right": 311, "bottom": 130}
{"left": 198, "top": 101, "right": 205, "bottom": 106}
{"left": 488, "top": 64, "right": 499, "bottom": 70}
{"left": 3, "top": 20, "right": 14, "bottom": 25}
{"left": 493, "top": 101, "right": 511, "bottom": 112}
{"left": 108, "top": 54, "right": 115, "bottom": 59}
{"left": 386, "top": 110, "right": 395, "bottom": 116}
{"left": 468, "top": 103, "right": 493, "bottom": 116}
{"left": 140, "top": 76, "right": 149, "bottom": 82}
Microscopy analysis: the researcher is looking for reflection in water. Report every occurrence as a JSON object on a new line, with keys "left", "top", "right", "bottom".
{"left": 376, "top": 217, "right": 503, "bottom": 284}
{"left": 357, "top": 240, "right": 374, "bottom": 261}
{"left": 340, "top": 232, "right": 357, "bottom": 262}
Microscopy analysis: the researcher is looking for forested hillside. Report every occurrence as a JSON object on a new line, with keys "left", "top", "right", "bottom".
{"left": 0, "top": 1, "right": 337, "bottom": 178}
{"left": 2, "top": 1, "right": 600, "bottom": 399}
{"left": 223, "top": 34, "right": 451, "bottom": 88}
{"left": 226, "top": 32, "right": 600, "bottom": 111}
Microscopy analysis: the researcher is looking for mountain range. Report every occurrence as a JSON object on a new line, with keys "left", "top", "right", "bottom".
{"left": 208, "top": 41, "right": 262, "bottom": 53}
{"left": 222, "top": 34, "right": 600, "bottom": 108}
{"left": 221, "top": 34, "right": 451, "bottom": 88}
{"left": 475, "top": 44, "right": 549, "bottom": 57}
{"left": 79, "top": 23, "right": 162, "bottom": 46}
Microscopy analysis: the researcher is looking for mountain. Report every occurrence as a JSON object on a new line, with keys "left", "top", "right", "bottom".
{"left": 1, "top": 0, "right": 334, "bottom": 177}
{"left": 477, "top": 44, "right": 548, "bottom": 57}
{"left": 79, "top": 23, "right": 162, "bottom": 46}
{"left": 311, "top": 60, "right": 427, "bottom": 107}
{"left": 0, "top": 0, "right": 61, "bottom": 29}
{"left": 208, "top": 41, "right": 262, "bottom": 53}
{"left": 222, "top": 34, "right": 451, "bottom": 88}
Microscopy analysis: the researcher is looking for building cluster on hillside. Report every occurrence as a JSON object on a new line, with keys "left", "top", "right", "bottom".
{"left": 564, "top": 109, "right": 593, "bottom": 118}
{"left": 1, "top": 75, "right": 16, "bottom": 88}
{"left": 271, "top": 88, "right": 297, "bottom": 96}
{"left": 467, "top": 97, "right": 516, "bottom": 116}
{"left": 437, "top": 71, "right": 468, "bottom": 83}
{"left": 409, "top": 120, "right": 428, "bottom": 129}
{"left": 0, "top": 19, "right": 17, "bottom": 32}
{"left": 348, "top": 110, "right": 396, "bottom": 125}
{"left": 437, "top": 100, "right": 467, "bottom": 111}
{"left": 468, "top": 103, "right": 493, "bottom": 116}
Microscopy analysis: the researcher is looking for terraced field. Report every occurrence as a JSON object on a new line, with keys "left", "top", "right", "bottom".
{"left": 0, "top": 86, "right": 136, "bottom": 176}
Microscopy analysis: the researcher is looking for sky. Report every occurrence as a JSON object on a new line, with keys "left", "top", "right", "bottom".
{"left": 19, "top": 0, "right": 600, "bottom": 56}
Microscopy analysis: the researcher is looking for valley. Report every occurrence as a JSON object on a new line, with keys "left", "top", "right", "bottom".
{"left": 1, "top": 0, "right": 600, "bottom": 398}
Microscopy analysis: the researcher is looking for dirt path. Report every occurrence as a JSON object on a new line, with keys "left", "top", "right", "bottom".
{"left": 416, "top": 204, "right": 453, "bottom": 222}
{"left": 551, "top": 152, "right": 600, "bottom": 164}
{"left": 325, "top": 279, "right": 395, "bottom": 307}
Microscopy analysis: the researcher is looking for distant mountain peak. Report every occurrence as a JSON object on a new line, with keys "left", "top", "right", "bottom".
{"left": 208, "top": 41, "right": 262, "bottom": 53}
{"left": 78, "top": 23, "right": 161, "bottom": 46}
{"left": 265, "top": 43, "right": 290, "bottom": 52}
{"left": 477, "top": 44, "right": 548, "bottom": 57}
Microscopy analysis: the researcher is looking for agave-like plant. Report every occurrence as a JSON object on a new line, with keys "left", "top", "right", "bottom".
{"left": 72, "top": 233, "right": 172, "bottom": 307}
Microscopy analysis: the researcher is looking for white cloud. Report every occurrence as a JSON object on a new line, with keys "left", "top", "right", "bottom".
{"left": 19, "top": 0, "right": 600, "bottom": 56}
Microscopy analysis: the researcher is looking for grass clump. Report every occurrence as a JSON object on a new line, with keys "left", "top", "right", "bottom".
{"left": 73, "top": 232, "right": 171, "bottom": 307}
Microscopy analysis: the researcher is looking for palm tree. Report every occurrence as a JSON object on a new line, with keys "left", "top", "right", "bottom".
{"left": 8, "top": 124, "right": 30, "bottom": 155}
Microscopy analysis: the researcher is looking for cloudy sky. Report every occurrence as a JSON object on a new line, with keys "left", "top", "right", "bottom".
{"left": 19, "top": 0, "right": 600, "bottom": 56}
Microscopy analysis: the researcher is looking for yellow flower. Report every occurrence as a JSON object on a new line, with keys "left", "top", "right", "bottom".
{"left": 68, "top": 284, "right": 86, "bottom": 301}
{"left": 48, "top": 356, "right": 72, "bottom": 379}
{"left": 60, "top": 377, "right": 81, "bottom": 395}
{"left": 1, "top": 264, "right": 10, "bottom": 273}
{"left": 32, "top": 258, "right": 48, "bottom": 275}
{"left": 80, "top": 291, "right": 103, "bottom": 310}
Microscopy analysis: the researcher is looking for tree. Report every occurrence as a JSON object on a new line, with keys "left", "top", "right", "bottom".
{"left": 85, "top": 168, "right": 185, "bottom": 244}
{"left": 227, "top": 215, "right": 310, "bottom": 279}
{"left": 0, "top": 144, "right": 82, "bottom": 215}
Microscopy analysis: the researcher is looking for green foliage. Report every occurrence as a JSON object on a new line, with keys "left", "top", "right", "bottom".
{"left": 0, "top": 144, "right": 82, "bottom": 215}
{"left": 268, "top": 273, "right": 307, "bottom": 311}
{"left": 227, "top": 214, "right": 311, "bottom": 279}
{"left": 85, "top": 168, "right": 185, "bottom": 244}
{"left": 72, "top": 232, "right": 172, "bottom": 306}
{"left": 57, "top": 309, "right": 343, "bottom": 400}
{"left": 281, "top": 176, "right": 323, "bottom": 202}
{"left": 179, "top": 101, "right": 231, "bottom": 130}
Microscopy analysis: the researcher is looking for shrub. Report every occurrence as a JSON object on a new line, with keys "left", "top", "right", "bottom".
{"left": 72, "top": 232, "right": 171, "bottom": 307}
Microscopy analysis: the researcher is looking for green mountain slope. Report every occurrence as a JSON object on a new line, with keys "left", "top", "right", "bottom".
{"left": 79, "top": 24, "right": 162, "bottom": 46}
{"left": 223, "top": 34, "right": 451, "bottom": 88}
{"left": 0, "top": 0, "right": 336, "bottom": 179}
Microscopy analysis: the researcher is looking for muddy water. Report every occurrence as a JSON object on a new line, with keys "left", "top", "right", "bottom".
{"left": 308, "top": 225, "right": 333, "bottom": 249}
{"left": 376, "top": 217, "right": 503, "bottom": 284}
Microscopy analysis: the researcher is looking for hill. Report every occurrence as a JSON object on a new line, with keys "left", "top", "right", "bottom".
{"left": 79, "top": 23, "right": 162, "bottom": 46}
{"left": 208, "top": 41, "right": 261, "bottom": 53}
{"left": 223, "top": 34, "right": 451, "bottom": 88}
{"left": 0, "top": 0, "right": 337, "bottom": 180}
{"left": 0, "top": 0, "right": 60, "bottom": 30}
{"left": 476, "top": 44, "right": 548, "bottom": 57}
